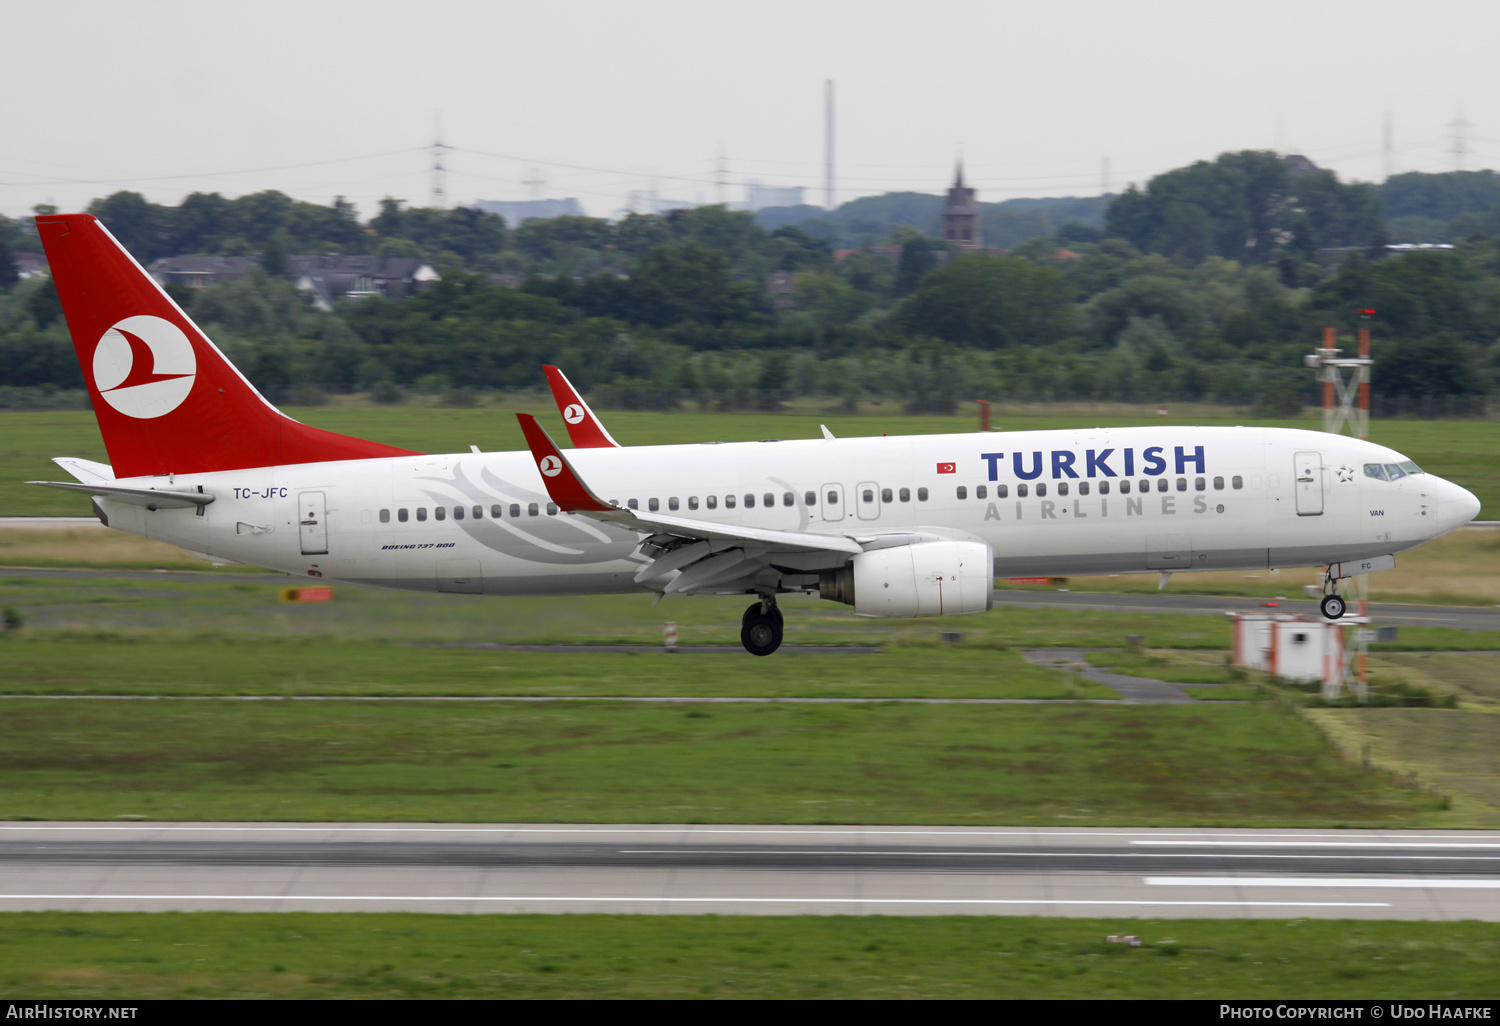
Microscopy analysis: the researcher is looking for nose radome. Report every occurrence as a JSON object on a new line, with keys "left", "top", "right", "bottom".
{"left": 1436, "top": 478, "right": 1481, "bottom": 531}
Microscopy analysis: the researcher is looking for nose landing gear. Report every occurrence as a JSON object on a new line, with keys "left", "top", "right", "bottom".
{"left": 1319, "top": 568, "right": 1346, "bottom": 619}
{"left": 1320, "top": 593, "right": 1346, "bottom": 620}
{"left": 741, "top": 598, "right": 784, "bottom": 656}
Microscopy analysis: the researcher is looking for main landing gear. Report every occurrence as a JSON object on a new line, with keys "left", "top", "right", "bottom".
{"left": 741, "top": 599, "right": 784, "bottom": 656}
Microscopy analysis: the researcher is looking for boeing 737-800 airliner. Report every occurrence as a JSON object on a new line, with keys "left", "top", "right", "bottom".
{"left": 30, "top": 214, "right": 1480, "bottom": 654}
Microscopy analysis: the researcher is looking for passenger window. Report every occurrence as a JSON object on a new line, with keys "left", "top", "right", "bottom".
{"left": 881, "top": 488, "right": 893, "bottom": 503}
{"left": 398, "top": 508, "right": 409, "bottom": 522}
{"left": 917, "top": 487, "right": 929, "bottom": 501}
{"left": 491, "top": 504, "right": 502, "bottom": 518}
{"left": 510, "top": 504, "right": 521, "bottom": 518}
{"left": 528, "top": 503, "right": 539, "bottom": 516}
{"left": 1036, "top": 483, "right": 1047, "bottom": 497}
{"left": 1213, "top": 477, "right": 1224, "bottom": 490}
{"left": 473, "top": 505, "right": 483, "bottom": 519}
{"left": 1176, "top": 478, "right": 1187, "bottom": 492}
{"left": 1157, "top": 479, "right": 1168, "bottom": 493}
{"left": 380, "top": 509, "right": 390, "bottom": 523}
{"left": 1058, "top": 482, "right": 1069, "bottom": 496}
{"left": 783, "top": 492, "right": 794, "bottom": 507}
{"left": 899, "top": 488, "right": 910, "bottom": 502}
{"left": 1384, "top": 464, "right": 1407, "bottom": 481}
{"left": 1120, "top": 480, "right": 1131, "bottom": 494}
{"left": 669, "top": 497, "right": 679, "bottom": 511}
{"left": 862, "top": 489, "right": 874, "bottom": 503}
{"left": 649, "top": 498, "right": 660, "bottom": 512}
{"left": 976, "top": 485, "right": 987, "bottom": 499}
{"left": 764, "top": 492, "right": 774, "bottom": 507}
{"left": 1231, "top": 476, "right": 1243, "bottom": 490}
{"left": 826, "top": 491, "right": 838, "bottom": 505}
{"left": 1098, "top": 481, "right": 1109, "bottom": 495}
{"left": 416, "top": 508, "right": 428, "bottom": 522}
{"left": 1079, "top": 481, "right": 1089, "bottom": 496}
{"left": 996, "top": 484, "right": 1008, "bottom": 498}
{"left": 628, "top": 499, "right": 639, "bottom": 510}
{"left": 707, "top": 495, "right": 718, "bottom": 509}
{"left": 453, "top": 506, "right": 464, "bottom": 520}
{"left": 804, "top": 491, "right": 816, "bottom": 506}
{"left": 1195, "top": 477, "right": 1205, "bottom": 492}
{"left": 546, "top": 503, "right": 557, "bottom": 515}
{"left": 1140, "top": 480, "right": 1150, "bottom": 493}
{"left": 435, "top": 506, "right": 446, "bottom": 521}
{"left": 1364, "top": 464, "right": 1387, "bottom": 481}
{"left": 956, "top": 486, "right": 968, "bottom": 500}
{"left": 726, "top": 494, "right": 737, "bottom": 508}
{"left": 744, "top": 494, "right": 755, "bottom": 508}
{"left": 1017, "top": 483, "right": 1028, "bottom": 498}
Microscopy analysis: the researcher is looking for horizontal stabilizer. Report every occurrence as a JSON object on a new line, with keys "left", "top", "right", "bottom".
{"left": 28, "top": 480, "right": 214, "bottom": 510}
{"left": 52, "top": 457, "right": 115, "bottom": 484}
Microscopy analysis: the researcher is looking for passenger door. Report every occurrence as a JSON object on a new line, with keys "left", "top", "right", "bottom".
{"left": 298, "top": 490, "right": 329, "bottom": 555}
{"left": 1294, "top": 451, "right": 1324, "bottom": 516}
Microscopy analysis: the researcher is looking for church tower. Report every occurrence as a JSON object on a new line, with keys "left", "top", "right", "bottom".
{"left": 943, "top": 162, "right": 982, "bottom": 251}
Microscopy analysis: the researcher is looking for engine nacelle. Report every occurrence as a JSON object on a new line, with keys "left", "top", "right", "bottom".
{"left": 819, "top": 541, "right": 994, "bottom": 618}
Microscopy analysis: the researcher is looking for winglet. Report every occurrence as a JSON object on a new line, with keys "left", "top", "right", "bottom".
{"left": 515, "top": 414, "right": 615, "bottom": 513}
{"left": 543, "top": 365, "right": 620, "bottom": 448}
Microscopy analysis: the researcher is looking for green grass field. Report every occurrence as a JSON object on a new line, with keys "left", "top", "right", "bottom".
{"left": 0, "top": 698, "right": 1454, "bottom": 825}
{"left": 4, "top": 912, "right": 1496, "bottom": 999}
{"left": 5, "top": 405, "right": 1498, "bottom": 516}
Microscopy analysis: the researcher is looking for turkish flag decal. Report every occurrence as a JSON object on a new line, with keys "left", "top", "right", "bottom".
{"left": 936, "top": 462, "right": 956, "bottom": 474}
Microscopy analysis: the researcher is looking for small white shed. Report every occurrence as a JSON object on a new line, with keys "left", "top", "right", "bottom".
{"left": 1227, "top": 612, "right": 1345, "bottom": 685}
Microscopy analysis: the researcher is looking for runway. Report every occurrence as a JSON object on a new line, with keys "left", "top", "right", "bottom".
{"left": 3, "top": 564, "right": 1498, "bottom": 631}
{"left": 3, "top": 823, "right": 1498, "bottom": 919}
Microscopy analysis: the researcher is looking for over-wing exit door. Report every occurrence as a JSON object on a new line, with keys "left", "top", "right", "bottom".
{"left": 299, "top": 491, "right": 329, "bottom": 554}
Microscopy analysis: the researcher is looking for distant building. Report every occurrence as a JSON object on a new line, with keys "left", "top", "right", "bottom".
{"left": 1283, "top": 154, "right": 1320, "bottom": 176}
{"left": 469, "top": 198, "right": 584, "bottom": 226}
{"left": 13, "top": 252, "right": 49, "bottom": 280}
{"left": 764, "top": 270, "right": 803, "bottom": 308}
{"left": 147, "top": 255, "right": 258, "bottom": 288}
{"left": 745, "top": 182, "right": 806, "bottom": 212}
{"left": 942, "top": 163, "right": 983, "bottom": 251}
{"left": 288, "top": 256, "right": 440, "bottom": 311}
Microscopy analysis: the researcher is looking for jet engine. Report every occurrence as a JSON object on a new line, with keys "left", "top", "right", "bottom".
{"left": 819, "top": 540, "right": 994, "bottom": 618}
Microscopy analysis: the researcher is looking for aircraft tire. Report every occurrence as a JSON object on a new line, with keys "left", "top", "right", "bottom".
{"left": 1320, "top": 593, "right": 1346, "bottom": 620}
{"left": 741, "top": 602, "right": 784, "bottom": 656}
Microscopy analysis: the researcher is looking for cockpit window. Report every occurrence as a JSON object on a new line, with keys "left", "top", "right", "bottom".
{"left": 1384, "top": 464, "right": 1406, "bottom": 481}
{"left": 1399, "top": 460, "right": 1422, "bottom": 475}
{"left": 1364, "top": 464, "right": 1388, "bottom": 481}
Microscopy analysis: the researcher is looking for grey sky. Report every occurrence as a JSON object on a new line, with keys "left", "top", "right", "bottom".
{"left": 4, "top": 0, "right": 1496, "bottom": 221}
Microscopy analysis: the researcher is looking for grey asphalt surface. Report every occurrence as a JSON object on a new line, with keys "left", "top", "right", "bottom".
{"left": 2, "top": 823, "right": 1496, "bottom": 919}
{"left": 3, "top": 565, "right": 1497, "bottom": 631}
{"left": 991, "top": 589, "right": 1500, "bottom": 632}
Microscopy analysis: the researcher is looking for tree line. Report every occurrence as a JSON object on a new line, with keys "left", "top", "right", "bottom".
{"left": 3, "top": 153, "right": 1499, "bottom": 413}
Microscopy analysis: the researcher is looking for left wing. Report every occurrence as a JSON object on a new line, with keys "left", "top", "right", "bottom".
{"left": 515, "top": 413, "right": 861, "bottom": 593}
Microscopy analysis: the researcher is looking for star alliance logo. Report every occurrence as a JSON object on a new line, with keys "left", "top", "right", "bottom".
{"left": 1336, "top": 465, "right": 1355, "bottom": 484}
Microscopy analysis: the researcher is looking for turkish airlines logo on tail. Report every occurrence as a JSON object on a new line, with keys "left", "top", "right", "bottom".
{"left": 562, "top": 404, "right": 586, "bottom": 424}
{"left": 92, "top": 316, "right": 196, "bottom": 419}
{"left": 539, "top": 455, "right": 563, "bottom": 477}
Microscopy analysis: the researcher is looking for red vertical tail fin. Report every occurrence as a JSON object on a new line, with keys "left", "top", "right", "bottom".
{"left": 37, "top": 214, "right": 416, "bottom": 478}
{"left": 543, "top": 364, "right": 620, "bottom": 448}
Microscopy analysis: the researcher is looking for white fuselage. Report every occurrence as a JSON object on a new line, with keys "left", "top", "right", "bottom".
{"left": 94, "top": 426, "right": 1477, "bottom": 597}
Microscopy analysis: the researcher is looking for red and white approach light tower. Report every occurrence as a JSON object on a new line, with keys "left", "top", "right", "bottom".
{"left": 1303, "top": 315, "right": 1376, "bottom": 700}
